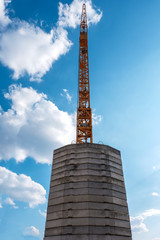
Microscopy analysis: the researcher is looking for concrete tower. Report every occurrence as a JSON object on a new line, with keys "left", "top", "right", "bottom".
{"left": 44, "top": 4, "right": 132, "bottom": 240}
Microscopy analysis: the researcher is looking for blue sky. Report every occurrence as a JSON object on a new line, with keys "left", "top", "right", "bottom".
{"left": 0, "top": 0, "right": 160, "bottom": 239}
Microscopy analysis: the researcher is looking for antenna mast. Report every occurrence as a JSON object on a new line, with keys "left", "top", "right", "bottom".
{"left": 76, "top": 4, "right": 93, "bottom": 144}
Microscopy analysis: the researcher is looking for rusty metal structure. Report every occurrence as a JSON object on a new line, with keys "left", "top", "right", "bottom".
{"left": 76, "top": 4, "right": 93, "bottom": 144}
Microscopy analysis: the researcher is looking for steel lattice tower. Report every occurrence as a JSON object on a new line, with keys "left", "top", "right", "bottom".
{"left": 76, "top": 4, "right": 93, "bottom": 144}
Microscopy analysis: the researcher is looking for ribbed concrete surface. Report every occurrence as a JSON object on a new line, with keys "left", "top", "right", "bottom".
{"left": 44, "top": 143, "right": 132, "bottom": 240}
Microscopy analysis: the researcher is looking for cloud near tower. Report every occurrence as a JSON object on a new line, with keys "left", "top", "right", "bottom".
{"left": 0, "top": 0, "right": 102, "bottom": 81}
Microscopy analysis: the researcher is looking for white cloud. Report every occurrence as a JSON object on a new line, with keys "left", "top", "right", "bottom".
{"left": 58, "top": 0, "right": 102, "bottom": 28}
{"left": 0, "top": 197, "right": 2, "bottom": 208}
{"left": 152, "top": 238, "right": 160, "bottom": 240}
{"left": 0, "top": 0, "right": 102, "bottom": 81}
{"left": 0, "top": 0, "right": 11, "bottom": 27}
{"left": 23, "top": 226, "right": 40, "bottom": 237}
{"left": 0, "top": 84, "right": 75, "bottom": 163}
{"left": 0, "top": 166, "right": 46, "bottom": 208}
{"left": 153, "top": 165, "right": 160, "bottom": 171}
{"left": 5, "top": 197, "right": 15, "bottom": 205}
{"left": 142, "top": 209, "right": 160, "bottom": 218}
{"left": 4, "top": 197, "right": 18, "bottom": 208}
{"left": 0, "top": 22, "right": 72, "bottom": 81}
{"left": 131, "top": 209, "right": 160, "bottom": 233}
{"left": 39, "top": 209, "right": 46, "bottom": 217}
{"left": 0, "top": 85, "right": 102, "bottom": 163}
{"left": 92, "top": 111, "right": 102, "bottom": 126}
{"left": 61, "top": 89, "right": 72, "bottom": 102}
{"left": 133, "top": 222, "right": 148, "bottom": 233}
{"left": 152, "top": 192, "right": 159, "bottom": 197}
{"left": 4, "top": 0, "right": 12, "bottom": 4}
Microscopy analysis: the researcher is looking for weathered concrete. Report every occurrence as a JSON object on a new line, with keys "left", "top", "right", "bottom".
{"left": 44, "top": 143, "right": 132, "bottom": 239}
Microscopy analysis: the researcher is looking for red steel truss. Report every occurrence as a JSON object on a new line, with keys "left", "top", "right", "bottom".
{"left": 76, "top": 4, "right": 93, "bottom": 144}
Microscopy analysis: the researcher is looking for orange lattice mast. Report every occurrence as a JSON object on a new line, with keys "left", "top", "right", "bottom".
{"left": 76, "top": 3, "right": 93, "bottom": 144}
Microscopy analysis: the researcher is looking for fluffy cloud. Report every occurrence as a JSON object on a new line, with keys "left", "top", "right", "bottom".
{"left": 0, "top": 0, "right": 11, "bottom": 27}
{"left": 23, "top": 226, "right": 40, "bottom": 237}
{"left": 0, "top": 166, "right": 46, "bottom": 208}
{"left": 58, "top": 0, "right": 102, "bottom": 28}
{"left": 4, "top": 197, "right": 18, "bottom": 208}
{"left": 131, "top": 209, "right": 160, "bottom": 233}
{"left": 0, "top": 197, "right": 2, "bottom": 208}
{"left": 0, "top": 84, "right": 75, "bottom": 163}
{"left": 0, "top": 0, "right": 102, "bottom": 81}
{"left": 92, "top": 111, "right": 102, "bottom": 126}
{"left": 153, "top": 165, "right": 160, "bottom": 171}
{"left": 39, "top": 209, "right": 46, "bottom": 217}
{"left": 152, "top": 192, "right": 159, "bottom": 197}
{"left": 61, "top": 89, "right": 72, "bottom": 102}
{"left": 131, "top": 216, "right": 148, "bottom": 233}
{"left": 0, "top": 22, "right": 72, "bottom": 81}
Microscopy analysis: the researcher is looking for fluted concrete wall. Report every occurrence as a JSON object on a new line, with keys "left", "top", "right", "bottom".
{"left": 44, "top": 143, "right": 132, "bottom": 240}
